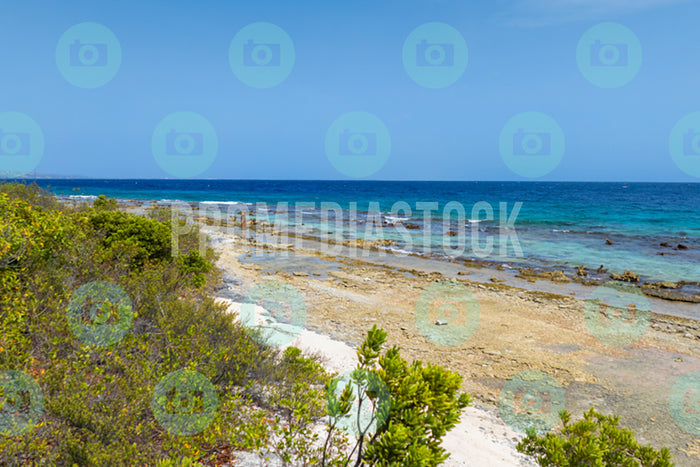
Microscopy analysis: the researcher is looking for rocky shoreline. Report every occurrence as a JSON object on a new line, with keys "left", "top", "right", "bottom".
{"left": 197, "top": 219, "right": 700, "bottom": 465}
{"left": 514, "top": 266, "right": 700, "bottom": 303}
{"left": 64, "top": 196, "right": 700, "bottom": 305}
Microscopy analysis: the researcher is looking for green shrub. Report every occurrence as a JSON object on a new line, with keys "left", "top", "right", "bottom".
{"left": 0, "top": 181, "right": 60, "bottom": 209}
{"left": 517, "top": 407, "right": 674, "bottom": 466}
{"left": 93, "top": 194, "right": 119, "bottom": 211}
{"left": 0, "top": 183, "right": 284, "bottom": 464}
{"left": 177, "top": 250, "right": 211, "bottom": 288}
{"left": 323, "top": 325, "right": 473, "bottom": 466}
{"left": 88, "top": 209, "right": 172, "bottom": 266}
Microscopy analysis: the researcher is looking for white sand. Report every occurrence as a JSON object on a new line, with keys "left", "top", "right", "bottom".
{"left": 217, "top": 298, "right": 536, "bottom": 466}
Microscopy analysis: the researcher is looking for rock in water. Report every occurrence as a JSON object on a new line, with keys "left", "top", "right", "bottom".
{"left": 610, "top": 270, "right": 640, "bottom": 282}
{"left": 550, "top": 270, "right": 569, "bottom": 282}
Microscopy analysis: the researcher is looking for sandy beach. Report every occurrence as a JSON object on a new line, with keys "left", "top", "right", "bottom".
{"left": 196, "top": 221, "right": 700, "bottom": 466}
{"left": 217, "top": 299, "right": 535, "bottom": 466}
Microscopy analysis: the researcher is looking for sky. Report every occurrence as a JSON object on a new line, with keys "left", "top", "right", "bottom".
{"left": 1, "top": 0, "right": 700, "bottom": 181}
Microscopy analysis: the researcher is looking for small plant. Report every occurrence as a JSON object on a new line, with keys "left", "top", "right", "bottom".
{"left": 177, "top": 250, "right": 211, "bottom": 288}
{"left": 517, "top": 407, "right": 674, "bottom": 466}
{"left": 93, "top": 194, "right": 118, "bottom": 211}
{"left": 323, "top": 325, "right": 472, "bottom": 466}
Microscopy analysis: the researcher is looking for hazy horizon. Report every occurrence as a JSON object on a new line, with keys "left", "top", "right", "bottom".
{"left": 13, "top": 175, "right": 700, "bottom": 184}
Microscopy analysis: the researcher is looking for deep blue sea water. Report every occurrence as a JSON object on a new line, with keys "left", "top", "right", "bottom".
{"left": 34, "top": 179, "right": 700, "bottom": 283}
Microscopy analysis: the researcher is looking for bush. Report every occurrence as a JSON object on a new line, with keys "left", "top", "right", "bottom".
{"left": 0, "top": 184, "right": 291, "bottom": 464}
{"left": 323, "top": 325, "right": 473, "bottom": 466}
{"left": 93, "top": 194, "right": 118, "bottom": 211}
{"left": 517, "top": 408, "right": 674, "bottom": 467}
{"left": 88, "top": 209, "right": 172, "bottom": 267}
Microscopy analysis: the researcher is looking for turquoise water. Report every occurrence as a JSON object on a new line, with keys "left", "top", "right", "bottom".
{"left": 38, "top": 179, "right": 700, "bottom": 283}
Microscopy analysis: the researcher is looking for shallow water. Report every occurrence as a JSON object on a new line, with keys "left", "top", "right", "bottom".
{"left": 41, "top": 179, "right": 700, "bottom": 283}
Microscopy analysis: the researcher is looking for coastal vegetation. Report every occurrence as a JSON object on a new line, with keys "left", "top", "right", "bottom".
{"left": 0, "top": 183, "right": 675, "bottom": 465}
{"left": 0, "top": 183, "right": 470, "bottom": 465}
{"left": 517, "top": 408, "right": 674, "bottom": 467}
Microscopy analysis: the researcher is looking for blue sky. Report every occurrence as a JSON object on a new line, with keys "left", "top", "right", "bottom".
{"left": 1, "top": 0, "right": 699, "bottom": 181}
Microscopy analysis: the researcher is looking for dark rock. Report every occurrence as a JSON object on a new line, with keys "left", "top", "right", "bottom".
{"left": 677, "top": 243, "right": 689, "bottom": 250}
{"left": 605, "top": 238, "right": 614, "bottom": 245}
{"left": 660, "top": 242, "right": 671, "bottom": 248}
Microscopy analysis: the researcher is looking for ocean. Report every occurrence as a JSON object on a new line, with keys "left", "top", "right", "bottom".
{"left": 34, "top": 179, "right": 700, "bottom": 284}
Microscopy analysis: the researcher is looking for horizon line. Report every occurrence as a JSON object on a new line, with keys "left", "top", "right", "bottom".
{"left": 5, "top": 177, "right": 699, "bottom": 184}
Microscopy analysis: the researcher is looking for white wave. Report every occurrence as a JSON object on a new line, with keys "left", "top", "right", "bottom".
{"left": 155, "top": 199, "right": 183, "bottom": 205}
{"left": 385, "top": 246, "right": 413, "bottom": 255}
{"left": 384, "top": 215, "right": 410, "bottom": 224}
{"left": 199, "top": 200, "right": 248, "bottom": 207}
